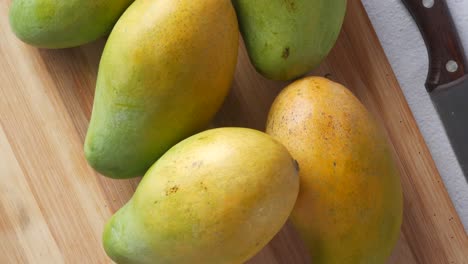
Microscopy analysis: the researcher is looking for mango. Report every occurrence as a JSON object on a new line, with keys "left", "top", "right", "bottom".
{"left": 84, "top": 0, "right": 239, "bottom": 178}
{"left": 233, "top": 0, "right": 346, "bottom": 81}
{"left": 103, "top": 127, "right": 300, "bottom": 264}
{"left": 9, "top": 0, "right": 134, "bottom": 48}
{"left": 266, "top": 77, "right": 403, "bottom": 263}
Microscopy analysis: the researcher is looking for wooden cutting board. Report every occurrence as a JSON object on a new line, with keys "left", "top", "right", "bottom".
{"left": 1, "top": 1, "right": 467, "bottom": 263}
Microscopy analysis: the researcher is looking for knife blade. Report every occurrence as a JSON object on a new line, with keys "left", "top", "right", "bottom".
{"left": 401, "top": 0, "right": 468, "bottom": 180}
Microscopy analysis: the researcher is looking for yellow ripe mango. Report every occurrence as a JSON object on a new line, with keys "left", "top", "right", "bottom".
{"left": 266, "top": 77, "right": 403, "bottom": 263}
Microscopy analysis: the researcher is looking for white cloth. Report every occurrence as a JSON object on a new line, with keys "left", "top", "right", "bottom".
{"left": 361, "top": 0, "right": 468, "bottom": 230}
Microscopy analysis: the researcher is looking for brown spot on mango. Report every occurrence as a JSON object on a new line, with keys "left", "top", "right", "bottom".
{"left": 283, "top": 0, "right": 296, "bottom": 11}
{"left": 282, "top": 47, "right": 290, "bottom": 59}
{"left": 165, "top": 185, "right": 179, "bottom": 196}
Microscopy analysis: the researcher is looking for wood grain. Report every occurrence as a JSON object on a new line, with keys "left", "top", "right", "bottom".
{"left": 0, "top": 0, "right": 467, "bottom": 263}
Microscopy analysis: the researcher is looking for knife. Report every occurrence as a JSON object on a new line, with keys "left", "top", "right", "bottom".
{"left": 401, "top": 0, "right": 468, "bottom": 180}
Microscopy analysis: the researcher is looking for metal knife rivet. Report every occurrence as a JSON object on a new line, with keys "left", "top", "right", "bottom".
{"left": 422, "top": 0, "right": 434, "bottom": 8}
{"left": 446, "top": 60, "right": 459, "bottom": 73}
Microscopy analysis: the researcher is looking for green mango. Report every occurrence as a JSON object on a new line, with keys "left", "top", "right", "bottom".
{"left": 84, "top": 0, "right": 239, "bottom": 178}
{"left": 233, "top": 0, "right": 347, "bottom": 81}
{"left": 103, "top": 128, "right": 300, "bottom": 264}
{"left": 9, "top": 0, "right": 134, "bottom": 48}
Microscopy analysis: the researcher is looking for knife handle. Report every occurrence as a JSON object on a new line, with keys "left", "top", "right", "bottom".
{"left": 401, "top": 0, "right": 468, "bottom": 92}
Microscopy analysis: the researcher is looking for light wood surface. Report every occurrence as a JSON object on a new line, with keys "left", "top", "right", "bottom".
{"left": 1, "top": 1, "right": 467, "bottom": 263}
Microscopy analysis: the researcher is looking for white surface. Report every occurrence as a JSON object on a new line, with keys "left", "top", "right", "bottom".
{"left": 361, "top": 0, "right": 468, "bottom": 230}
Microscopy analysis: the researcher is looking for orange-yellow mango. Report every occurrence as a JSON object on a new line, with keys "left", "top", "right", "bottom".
{"left": 266, "top": 77, "right": 403, "bottom": 263}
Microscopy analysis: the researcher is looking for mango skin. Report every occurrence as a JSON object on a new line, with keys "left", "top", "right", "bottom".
{"left": 266, "top": 77, "right": 403, "bottom": 263}
{"left": 103, "top": 127, "right": 300, "bottom": 264}
{"left": 9, "top": 0, "right": 134, "bottom": 49}
{"left": 233, "top": 0, "right": 346, "bottom": 81}
{"left": 84, "top": 0, "right": 239, "bottom": 178}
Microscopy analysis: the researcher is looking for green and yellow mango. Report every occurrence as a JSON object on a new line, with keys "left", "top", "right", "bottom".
{"left": 85, "top": 0, "right": 239, "bottom": 178}
{"left": 233, "top": 0, "right": 347, "bottom": 80}
{"left": 9, "top": 0, "right": 134, "bottom": 48}
{"left": 103, "top": 128, "right": 300, "bottom": 264}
